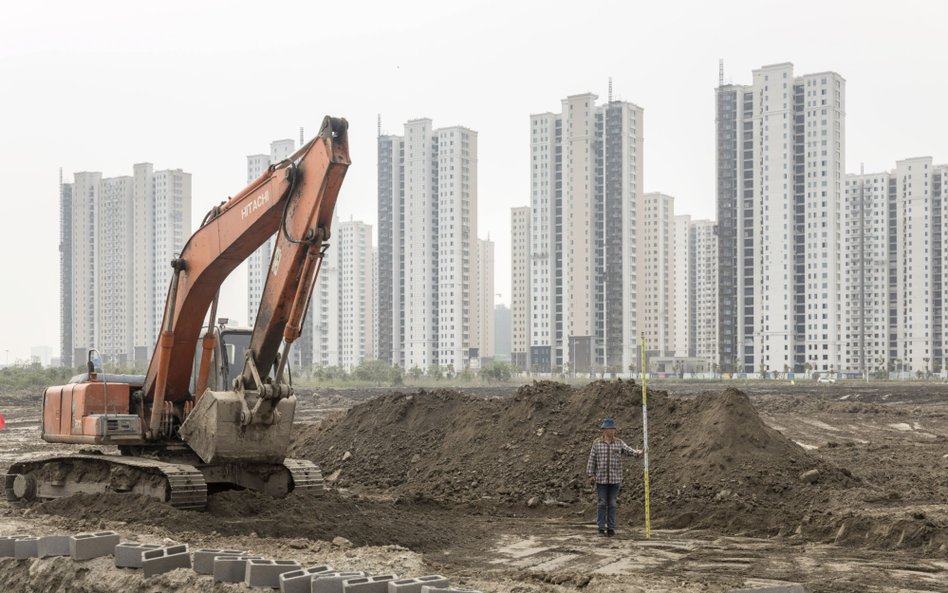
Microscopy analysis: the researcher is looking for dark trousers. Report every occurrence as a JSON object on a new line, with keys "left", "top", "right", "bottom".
{"left": 596, "top": 483, "right": 620, "bottom": 530}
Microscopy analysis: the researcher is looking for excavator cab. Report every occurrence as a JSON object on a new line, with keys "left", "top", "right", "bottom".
{"left": 188, "top": 320, "right": 253, "bottom": 395}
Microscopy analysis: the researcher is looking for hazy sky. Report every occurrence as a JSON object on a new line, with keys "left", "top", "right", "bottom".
{"left": 1, "top": 0, "right": 946, "bottom": 363}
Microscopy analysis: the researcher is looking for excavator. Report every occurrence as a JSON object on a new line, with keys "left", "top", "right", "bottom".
{"left": 5, "top": 116, "right": 350, "bottom": 510}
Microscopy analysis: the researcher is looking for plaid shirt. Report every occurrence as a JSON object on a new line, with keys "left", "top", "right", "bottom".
{"left": 586, "top": 438, "right": 641, "bottom": 484}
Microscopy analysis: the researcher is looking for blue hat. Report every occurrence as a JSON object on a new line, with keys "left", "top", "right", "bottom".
{"left": 600, "top": 418, "right": 616, "bottom": 429}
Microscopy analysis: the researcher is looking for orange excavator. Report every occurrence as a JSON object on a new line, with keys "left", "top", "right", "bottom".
{"left": 5, "top": 117, "right": 350, "bottom": 510}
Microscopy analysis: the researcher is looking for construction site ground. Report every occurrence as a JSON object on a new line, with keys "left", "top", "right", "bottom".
{"left": 0, "top": 380, "right": 946, "bottom": 593}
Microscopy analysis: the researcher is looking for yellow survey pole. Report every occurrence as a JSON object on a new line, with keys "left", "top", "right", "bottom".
{"left": 640, "top": 334, "right": 651, "bottom": 539}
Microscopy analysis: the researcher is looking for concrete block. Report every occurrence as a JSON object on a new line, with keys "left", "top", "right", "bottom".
{"left": 278, "top": 564, "right": 333, "bottom": 593}
{"left": 13, "top": 537, "right": 40, "bottom": 559}
{"left": 420, "top": 588, "right": 482, "bottom": 593}
{"left": 312, "top": 572, "right": 367, "bottom": 593}
{"left": 213, "top": 555, "right": 263, "bottom": 583}
{"left": 38, "top": 536, "right": 71, "bottom": 558}
{"left": 70, "top": 531, "right": 120, "bottom": 560}
{"left": 142, "top": 544, "right": 191, "bottom": 578}
{"left": 0, "top": 535, "right": 30, "bottom": 557}
{"left": 193, "top": 548, "right": 246, "bottom": 574}
{"left": 388, "top": 576, "right": 450, "bottom": 593}
{"left": 245, "top": 558, "right": 302, "bottom": 588}
{"left": 343, "top": 575, "right": 397, "bottom": 593}
{"left": 115, "top": 543, "right": 163, "bottom": 568}
{"left": 729, "top": 586, "right": 805, "bottom": 593}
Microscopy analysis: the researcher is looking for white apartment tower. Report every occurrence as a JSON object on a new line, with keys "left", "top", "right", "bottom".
{"left": 530, "top": 94, "right": 643, "bottom": 373}
{"left": 717, "top": 63, "right": 846, "bottom": 374}
{"left": 641, "top": 193, "right": 676, "bottom": 357}
{"left": 842, "top": 172, "right": 891, "bottom": 376}
{"left": 337, "top": 220, "right": 376, "bottom": 370}
{"left": 691, "top": 219, "right": 719, "bottom": 367}
{"left": 378, "top": 119, "right": 481, "bottom": 373}
{"left": 474, "top": 238, "right": 495, "bottom": 360}
{"left": 673, "top": 214, "right": 692, "bottom": 357}
{"left": 61, "top": 165, "right": 191, "bottom": 367}
{"left": 510, "top": 206, "right": 531, "bottom": 369}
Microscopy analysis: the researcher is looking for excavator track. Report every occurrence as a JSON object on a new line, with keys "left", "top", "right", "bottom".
{"left": 284, "top": 458, "right": 325, "bottom": 495}
{"left": 4, "top": 453, "right": 208, "bottom": 510}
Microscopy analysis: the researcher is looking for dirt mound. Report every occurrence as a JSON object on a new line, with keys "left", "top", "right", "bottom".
{"left": 34, "top": 489, "right": 464, "bottom": 552}
{"left": 290, "top": 381, "right": 853, "bottom": 536}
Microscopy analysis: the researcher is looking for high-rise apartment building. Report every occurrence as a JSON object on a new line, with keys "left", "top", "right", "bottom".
{"left": 378, "top": 119, "right": 482, "bottom": 373}
{"left": 474, "top": 238, "right": 495, "bottom": 360}
{"left": 843, "top": 159, "right": 947, "bottom": 377}
{"left": 59, "top": 174, "right": 73, "bottom": 367}
{"left": 673, "top": 214, "right": 692, "bottom": 357}
{"left": 337, "top": 220, "right": 376, "bottom": 370}
{"left": 510, "top": 206, "right": 531, "bottom": 369}
{"left": 529, "top": 94, "right": 643, "bottom": 373}
{"left": 691, "top": 219, "right": 719, "bottom": 367}
{"left": 641, "top": 193, "right": 676, "bottom": 357}
{"left": 60, "top": 165, "right": 191, "bottom": 366}
{"left": 716, "top": 63, "right": 845, "bottom": 374}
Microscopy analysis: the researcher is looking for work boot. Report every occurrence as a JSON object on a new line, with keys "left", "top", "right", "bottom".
{"left": 606, "top": 529, "right": 616, "bottom": 537}
{"left": 597, "top": 528, "right": 606, "bottom": 536}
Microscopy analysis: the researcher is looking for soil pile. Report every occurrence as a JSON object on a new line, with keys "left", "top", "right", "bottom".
{"left": 290, "top": 381, "right": 853, "bottom": 535}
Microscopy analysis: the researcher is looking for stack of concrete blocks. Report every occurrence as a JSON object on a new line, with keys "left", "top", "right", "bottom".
{"left": 277, "top": 564, "right": 333, "bottom": 593}
{"left": 115, "top": 543, "right": 163, "bottom": 568}
{"left": 342, "top": 574, "right": 398, "bottom": 592}
{"left": 245, "top": 558, "right": 302, "bottom": 587}
{"left": 312, "top": 571, "right": 367, "bottom": 593}
{"left": 387, "top": 576, "right": 450, "bottom": 593}
{"left": 142, "top": 544, "right": 191, "bottom": 577}
{"left": 729, "top": 587, "right": 805, "bottom": 593}
{"left": 37, "top": 536, "right": 71, "bottom": 558}
{"left": 69, "top": 531, "right": 120, "bottom": 560}
{"left": 213, "top": 554, "right": 264, "bottom": 583}
{"left": 0, "top": 535, "right": 30, "bottom": 557}
{"left": 193, "top": 548, "right": 246, "bottom": 574}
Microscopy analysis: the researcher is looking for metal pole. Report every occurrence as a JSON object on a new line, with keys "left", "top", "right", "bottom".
{"left": 640, "top": 333, "right": 651, "bottom": 539}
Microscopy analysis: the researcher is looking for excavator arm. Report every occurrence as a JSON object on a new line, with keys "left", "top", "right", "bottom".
{"left": 144, "top": 116, "right": 350, "bottom": 442}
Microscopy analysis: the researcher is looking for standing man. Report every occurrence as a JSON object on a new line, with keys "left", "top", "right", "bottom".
{"left": 586, "top": 418, "right": 642, "bottom": 536}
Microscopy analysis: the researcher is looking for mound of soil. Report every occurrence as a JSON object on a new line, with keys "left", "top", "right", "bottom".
{"left": 290, "top": 381, "right": 853, "bottom": 536}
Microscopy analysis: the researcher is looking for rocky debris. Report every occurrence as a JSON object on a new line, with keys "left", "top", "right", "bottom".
{"left": 331, "top": 536, "right": 352, "bottom": 548}
{"left": 799, "top": 469, "right": 821, "bottom": 484}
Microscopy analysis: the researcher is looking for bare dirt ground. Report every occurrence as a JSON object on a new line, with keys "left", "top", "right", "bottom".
{"left": 0, "top": 380, "right": 946, "bottom": 593}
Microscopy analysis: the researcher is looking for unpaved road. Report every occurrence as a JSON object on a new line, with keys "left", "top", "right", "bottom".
{"left": 0, "top": 380, "right": 946, "bottom": 593}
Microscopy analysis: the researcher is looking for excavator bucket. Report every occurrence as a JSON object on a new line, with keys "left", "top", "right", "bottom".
{"left": 178, "top": 391, "right": 296, "bottom": 464}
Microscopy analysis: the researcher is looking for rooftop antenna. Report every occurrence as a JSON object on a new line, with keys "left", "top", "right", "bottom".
{"left": 719, "top": 59, "right": 724, "bottom": 86}
{"left": 377, "top": 114, "right": 381, "bottom": 137}
{"left": 608, "top": 77, "right": 613, "bottom": 103}
{"left": 299, "top": 126, "right": 304, "bottom": 146}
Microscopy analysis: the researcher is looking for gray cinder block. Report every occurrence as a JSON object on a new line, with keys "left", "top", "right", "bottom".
{"left": 193, "top": 548, "right": 246, "bottom": 575}
{"left": 38, "top": 536, "right": 71, "bottom": 558}
{"left": 213, "top": 555, "right": 263, "bottom": 583}
{"left": 343, "top": 575, "right": 398, "bottom": 593}
{"left": 13, "top": 537, "right": 40, "bottom": 559}
{"left": 142, "top": 544, "right": 191, "bottom": 578}
{"left": 312, "top": 572, "right": 368, "bottom": 593}
{"left": 115, "top": 543, "right": 163, "bottom": 568}
{"left": 277, "top": 564, "right": 333, "bottom": 593}
{"left": 0, "top": 535, "right": 30, "bottom": 557}
{"left": 70, "top": 531, "right": 120, "bottom": 560}
{"left": 388, "top": 576, "right": 450, "bottom": 593}
{"left": 729, "top": 586, "right": 805, "bottom": 593}
{"left": 245, "top": 558, "right": 302, "bottom": 588}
